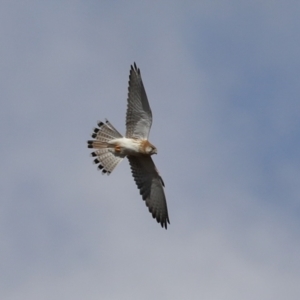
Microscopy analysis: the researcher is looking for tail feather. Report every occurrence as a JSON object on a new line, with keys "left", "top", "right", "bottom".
{"left": 87, "top": 119, "right": 124, "bottom": 174}
{"left": 87, "top": 140, "right": 108, "bottom": 149}
{"left": 92, "top": 119, "right": 123, "bottom": 141}
{"left": 90, "top": 149, "right": 123, "bottom": 175}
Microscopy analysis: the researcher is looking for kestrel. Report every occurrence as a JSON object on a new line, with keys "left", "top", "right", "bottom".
{"left": 87, "top": 63, "right": 170, "bottom": 229}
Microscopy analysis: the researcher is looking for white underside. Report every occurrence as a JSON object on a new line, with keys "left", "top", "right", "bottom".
{"left": 109, "top": 137, "right": 141, "bottom": 156}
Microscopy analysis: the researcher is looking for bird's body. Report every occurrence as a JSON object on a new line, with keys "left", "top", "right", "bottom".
{"left": 87, "top": 63, "right": 170, "bottom": 229}
{"left": 89, "top": 136, "right": 157, "bottom": 157}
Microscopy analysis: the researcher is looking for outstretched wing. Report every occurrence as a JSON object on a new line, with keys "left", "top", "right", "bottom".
{"left": 128, "top": 155, "right": 170, "bottom": 229}
{"left": 126, "top": 63, "right": 152, "bottom": 139}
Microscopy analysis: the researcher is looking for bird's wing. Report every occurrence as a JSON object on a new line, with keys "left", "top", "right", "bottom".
{"left": 128, "top": 155, "right": 170, "bottom": 229}
{"left": 125, "top": 63, "right": 152, "bottom": 139}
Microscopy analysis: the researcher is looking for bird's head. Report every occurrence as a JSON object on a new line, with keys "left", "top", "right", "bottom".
{"left": 144, "top": 142, "right": 157, "bottom": 155}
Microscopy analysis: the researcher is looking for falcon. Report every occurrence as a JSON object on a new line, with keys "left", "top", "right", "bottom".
{"left": 87, "top": 63, "right": 170, "bottom": 229}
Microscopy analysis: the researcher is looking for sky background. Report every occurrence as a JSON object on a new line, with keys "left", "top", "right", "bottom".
{"left": 1, "top": 1, "right": 300, "bottom": 299}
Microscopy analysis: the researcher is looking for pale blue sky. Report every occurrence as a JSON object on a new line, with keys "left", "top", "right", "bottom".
{"left": 1, "top": 1, "right": 300, "bottom": 299}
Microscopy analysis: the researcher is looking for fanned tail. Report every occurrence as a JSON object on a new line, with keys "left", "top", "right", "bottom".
{"left": 87, "top": 119, "right": 124, "bottom": 175}
{"left": 90, "top": 119, "right": 123, "bottom": 142}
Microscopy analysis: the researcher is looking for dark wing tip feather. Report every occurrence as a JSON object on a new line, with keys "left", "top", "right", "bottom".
{"left": 160, "top": 215, "right": 170, "bottom": 229}
{"left": 145, "top": 199, "right": 170, "bottom": 230}
{"left": 131, "top": 62, "right": 140, "bottom": 75}
{"left": 157, "top": 212, "right": 170, "bottom": 230}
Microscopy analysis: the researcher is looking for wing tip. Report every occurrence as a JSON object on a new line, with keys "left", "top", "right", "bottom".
{"left": 149, "top": 208, "right": 170, "bottom": 230}
{"left": 131, "top": 62, "right": 140, "bottom": 75}
{"left": 142, "top": 199, "right": 170, "bottom": 229}
{"left": 159, "top": 216, "right": 170, "bottom": 230}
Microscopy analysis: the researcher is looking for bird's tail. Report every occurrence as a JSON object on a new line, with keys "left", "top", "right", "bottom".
{"left": 87, "top": 119, "right": 124, "bottom": 175}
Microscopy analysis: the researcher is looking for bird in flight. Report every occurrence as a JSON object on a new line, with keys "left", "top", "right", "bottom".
{"left": 87, "top": 63, "right": 170, "bottom": 229}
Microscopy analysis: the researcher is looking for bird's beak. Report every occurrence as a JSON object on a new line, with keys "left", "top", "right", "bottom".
{"left": 153, "top": 149, "right": 157, "bottom": 155}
